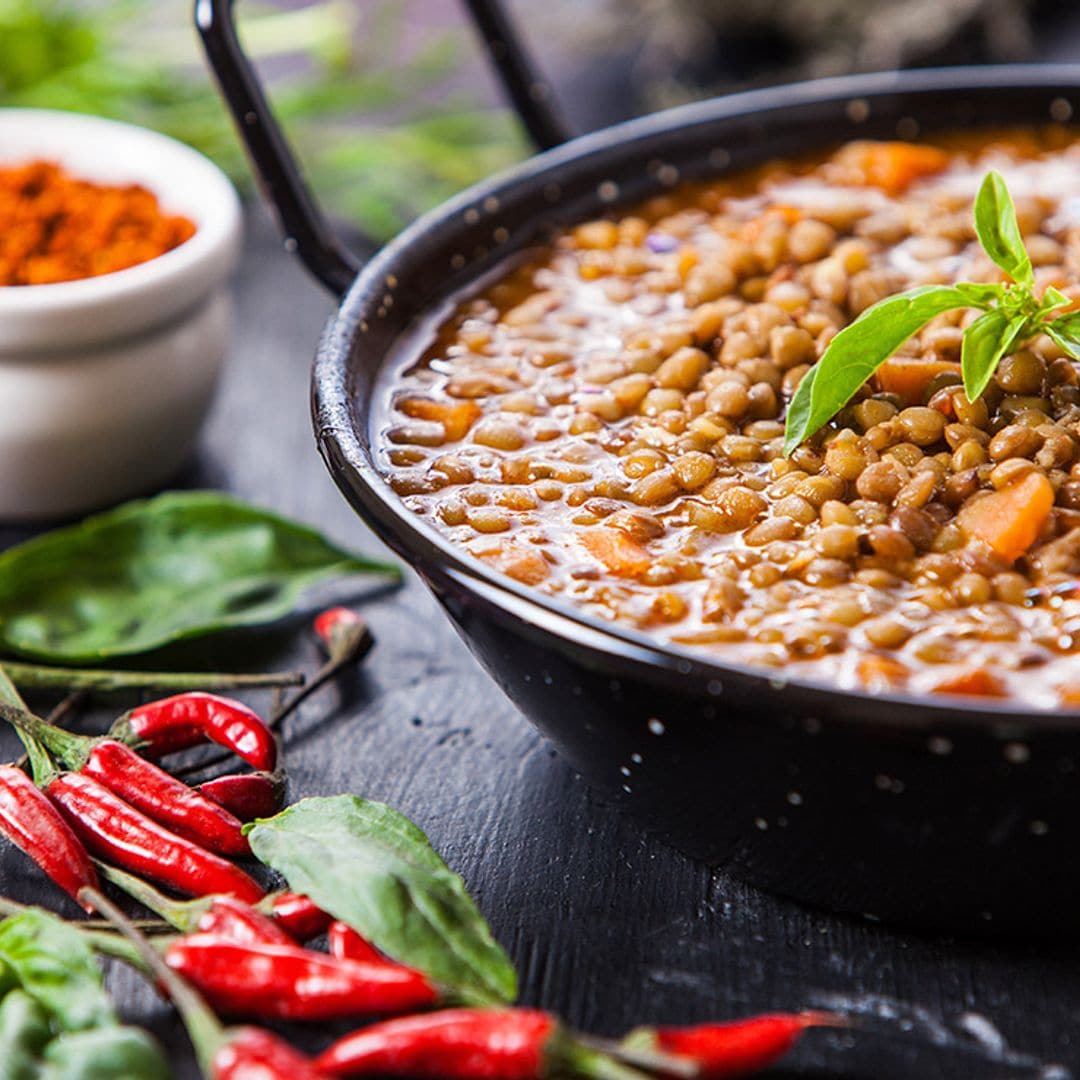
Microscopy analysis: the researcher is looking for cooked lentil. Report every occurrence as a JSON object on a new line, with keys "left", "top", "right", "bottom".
{"left": 379, "top": 130, "right": 1080, "bottom": 708}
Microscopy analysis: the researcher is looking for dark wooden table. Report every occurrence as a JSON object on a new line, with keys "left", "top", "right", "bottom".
{"left": 3, "top": 205, "right": 1079, "bottom": 1080}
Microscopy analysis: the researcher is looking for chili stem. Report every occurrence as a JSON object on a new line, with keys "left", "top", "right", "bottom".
{"left": 0, "top": 666, "right": 27, "bottom": 710}
{"left": 79, "top": 887, "right": 223, "bottom": 1074}
{"left": 0, "top": 662, "right": 304, "bottom": 694}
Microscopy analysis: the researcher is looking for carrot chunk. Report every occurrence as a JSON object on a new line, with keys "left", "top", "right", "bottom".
{"left": 473, "top": 540, "right": 550, "bottom": 586}
{"left": 932, "top": 669, "right": 1007, "bottom": 697}
{"left": 838, "top": 141, "right": 950, "bottom": 195}
{"left": 399, "top": 398, "right": 482, "bottom": 441}
{"left": 957, "top": 471, "right": 1055, "bottom": 564}
{"left": 581, "top": 528, "right": 652, "bottom": 577}
{"left": 1059, "top": 685, "right": 1080, "bottom": 707}
{"left": 857, "top": 653, "right": 910, "bottom": 691}
{"left": 876, "top": 358, "right": 960, "bottom": 405}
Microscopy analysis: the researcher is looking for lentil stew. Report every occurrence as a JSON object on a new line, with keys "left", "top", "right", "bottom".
{"left": 378, "top": 130, "right": 1080, "bottom": 709}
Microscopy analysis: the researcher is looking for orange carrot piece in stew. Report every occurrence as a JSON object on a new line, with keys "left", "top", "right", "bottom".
{"left": 841, "top": 141, "right": 950, "bottom": 195}
{"left": 399, "top": 398, "right": 482, "bottom": 441}
{"left": 876, "top": 358, "right": 961, "bottom": 405}
{"left": 957, "top": 471, "right": 1055, "bottom": 563}
{"left": 1059, "top": 685, "right": 1080, "bottom": 706}
{"left": 932, "top": 669, "right": 1007, "bottom": 697}
{"left": 582, "top": 528, "right": 652, "bottom": 577}
{"left": 475, "top": 541, "right": 550, "bottom": 586}
{"left": 857, "top": 654, "right": 910, "bottom": 691}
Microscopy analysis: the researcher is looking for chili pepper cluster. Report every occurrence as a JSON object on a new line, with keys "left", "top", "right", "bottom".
{"left": 1, "top": 610, "right": 841, "bottom": 1079}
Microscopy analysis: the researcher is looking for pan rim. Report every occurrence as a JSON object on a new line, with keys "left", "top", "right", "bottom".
{"left": 314, "top": 63, "right": 1080, "bottom": 731}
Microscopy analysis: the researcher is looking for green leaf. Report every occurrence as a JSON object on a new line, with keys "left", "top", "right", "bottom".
{"left": 954, "top": 282, "right": 1005, "bottom": 307}
{"left": 0, "top": 910, "right": 115, "bottom": 1033}
{"left": 247, "top": 796, "right": 518, "bottom": 1006}
{"left": 0, "top": 990, "right": 51, "bottom": 1080}
{"left": 783, "top": 285, "right": 972, "bottom": 454}
{"left": 961, "top": 310, "right": 1030, "bottom": 401}
{"left": 41, "top": 1028, "right": 171, "bottom": 1080}
{"left": 0, "top": 492, "right": 398, "bottom": 663}
{"left": 973, "top": 171, "right": 1034, "bottom": 288}
{"left": 1046, "top": 310, "right": 1080, "bottom": 359}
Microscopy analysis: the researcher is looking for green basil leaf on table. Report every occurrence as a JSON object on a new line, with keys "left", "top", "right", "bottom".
{"left": 960, "top": 309, "right": 1030, "bottom": 402}
{"left": 783, "top": 285, "right": 973, "bottom": 454}
{"left": 0, "top": 491, "right": 399, "bottom": 663}
{"left": 40, "top": 1027, "right": 171, "bottom": 1080}
{"left": 0, "top": 989, "right": 52, "bottom": 1080}
{"left": 247, "top": 795, "right": 518, "bottom": 1006}
{"left": 973, "top": 170, "right": 1034, "bottom": 289}
{"left": 0, "top": 909, "right": 116, "bottom": 1033}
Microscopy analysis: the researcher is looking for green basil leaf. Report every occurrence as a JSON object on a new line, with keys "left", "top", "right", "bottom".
{"left": 783, "top": 285, "right": 972, "bottom": 454}
{"left": 953, "top": 282, "right": 1003, "bottom": 307}
{"left": 961, "top": 309, "right": 1030, "bottom": 401}
{"left": 1046, "top": 310, "right": 1080, "bottom": 359}
{"left": 247, "top": 796, "right": 518, "bottom": 1006}
{"left": 1038, "top": 284, "right": 1070, "bottom": 315}
{"left": 0, "top": 990, "right": 52, "bottom": 1080}
{"left": 0, "top": 491, "right": 399, "bottom": 663}
{"left": 41, "top": 1027, "right": 171, "bottom": 1080}
{"left": 0, "top": 910, "right": 115, "bottom": 1033}
{"left": 973, "top": 170, "right": 1034, "bottom": 288}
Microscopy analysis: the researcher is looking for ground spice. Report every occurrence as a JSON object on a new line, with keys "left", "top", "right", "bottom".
{"left": 0, "top": 160, "right": 196, "bottom": 286}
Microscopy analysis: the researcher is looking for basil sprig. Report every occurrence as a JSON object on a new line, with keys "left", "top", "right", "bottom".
{"left": 783, "top": 170, "right": 1080, "bottom": 454}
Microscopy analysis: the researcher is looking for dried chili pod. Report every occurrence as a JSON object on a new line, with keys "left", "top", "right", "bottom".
{"left": 0, "top": 762, "right": 99, "bottom": 908}
{"left": 316, "top": 1009, "right": 650, "bottom": 1079}
{"left": 47, "top": 772, "right": 264, "bottom": 903}
{"left": 199, "top": 772, "right": 284, "bottom": 822}
{"left": 258, "top": 892, "right": 332, "bottom": 941}
{"left": 313, "top": 608, "right": 372, "bottom": 662}
{"left": 100, "top": 863, "right": 292, "bottom": 948}
{"left": 112, "top": 692, "right": 277, "bottom": 772}
{"left": 165, "top": 935, "right": 439, "bottom": 1021}
{"left": 213, "top": 1027, "right": 331, "bottom": 1080}
{"left": 328, "top": 921, "right": 394, "bottom": 966}
{"left": 6, "top": 708, "right": 247, "bottom": 857}
{"left": 620, "top": 1012, "right": 842, "bottom": 1078}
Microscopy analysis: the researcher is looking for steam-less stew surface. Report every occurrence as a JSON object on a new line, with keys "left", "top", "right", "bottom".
{"left": 378, "top": 130, "right": 1080, "bottom": 708}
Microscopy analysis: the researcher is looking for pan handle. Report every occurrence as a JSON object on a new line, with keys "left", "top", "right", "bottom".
{"left": 195, "top": 0, "right": 570, "bottom": 297}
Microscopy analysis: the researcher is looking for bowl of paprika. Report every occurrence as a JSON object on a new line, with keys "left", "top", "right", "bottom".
{"left": 0, "top": 108, "right": 243, "bottom": 521}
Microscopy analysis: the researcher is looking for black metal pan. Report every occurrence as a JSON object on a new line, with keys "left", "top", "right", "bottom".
{"left": 197, "top": 0, "right": 1080, "bottom": 936}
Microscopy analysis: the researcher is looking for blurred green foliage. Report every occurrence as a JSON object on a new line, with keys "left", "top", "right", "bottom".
{"left": 0, "top": 0, "right": 528, "bottom": 239}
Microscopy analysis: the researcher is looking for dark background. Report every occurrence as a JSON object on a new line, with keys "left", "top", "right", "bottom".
{"left": 6, "top": 4, "right": 1080, "bottom": 1076}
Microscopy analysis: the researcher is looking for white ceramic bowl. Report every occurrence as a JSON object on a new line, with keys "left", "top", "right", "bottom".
{"left": 0, "top": 109, "right": 243, "bottom": 521}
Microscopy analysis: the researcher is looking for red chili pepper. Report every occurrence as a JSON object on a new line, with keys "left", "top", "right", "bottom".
{"left": 213, "top": 1027, "right": 330, "bottom": 1080}
{"left": 196, "top": 897, "right": 296, "bottom": 948}
{"left": 313, "top": 607, "right": 366, "bottom": 657}
{"left": 316, "top": 1009, "right": 557, "bottom": 1078}
{"left": 46, "top": 772, "right": 264, "bottom": 904}
{"left": 328, "top": 922, "right": 394, "bottom": 967}
{"left": 2, "top": 711, "right": 250, "bottom": 857}
{"left": 633, "top": 1012, "right": 839, "bottom": 1078}
{"left": 113, "top": 693, "right": 277, "bottom": 772}
{"left": 261, "top": 892, "right": 332, "bottom": 941}
{"left": 82, "top": 740, "right": 248, "bottom": 856}
{"left": 0, "top": 763, "right": 99, "bottom": 909}
{"left": 199, "top": 772, "right": 283, "bottom": 822}
{"left": 165, "top": 935, "right": 438, "bottom": 1021}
